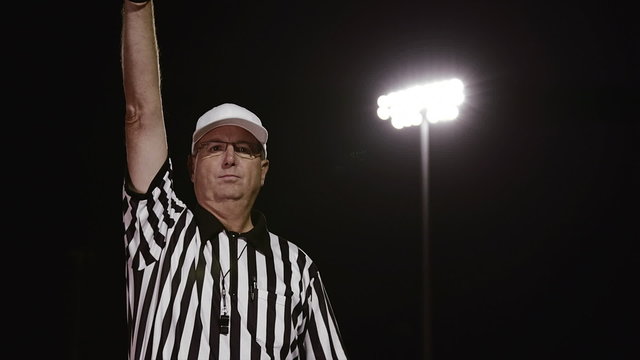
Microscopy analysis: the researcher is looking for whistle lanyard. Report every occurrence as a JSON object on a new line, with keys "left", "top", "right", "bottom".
{"left": 216, "top": 236, "right": 248, "bottom": 335}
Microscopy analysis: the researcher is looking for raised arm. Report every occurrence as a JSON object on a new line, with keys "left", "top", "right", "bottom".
{"left": 121, "top": 0, "right": 168, "bottom": 193}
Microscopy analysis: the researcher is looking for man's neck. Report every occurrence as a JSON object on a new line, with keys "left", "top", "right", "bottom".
{"left": 200, "top": 200, "right": 253, "bottom": 233}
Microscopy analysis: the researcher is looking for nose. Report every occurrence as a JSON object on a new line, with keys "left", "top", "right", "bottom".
{"left": 222, "top": 144, "right": 237, "bottom": 168}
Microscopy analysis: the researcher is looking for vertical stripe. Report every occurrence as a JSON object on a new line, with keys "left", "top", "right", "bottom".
{"left": 306, "top": 314, "right": 327, "bottom": 360}
{"left": 310, "top": 272, "right": 337, "bottom": 360}
{"left": 229, "top": 235, "right": 240, "bottom": 359}
{"left": 245, "top": 247, "right": 261, "bottom": 360}
{"left": 197, "top": 240, "right": 214, "bottom": 360}
{"left": 264, "top": 239, "right": 278, "bottom": 359}
{"left": 255, "top": 254, "right": 268, "bottom": 353}
{"left": 133, "top": 264, "right": 158, "bottom": 360}
{"left": 319, "top": 278, "right": 347, "bottom": 359}
{"left": 138, "top": 228, "right": 160, "bottom": 360}
{"left": 234, "top": 240, "right": 250, "bottom": 360}
{"left": 279, "top": 238, "right": 293, "bottom": 359}
{"left": 209, "top": 235, "right": 222, "bottom": 359}
{"left": 187, "top": 240, "right": 207, "bottom": 360}
{"left": 294, "top": 251, "right": 309, "bottom": 331}
{"left": 270, "top": 235, "right": 286, "bottom": 353}
{"left": 158, "top": 215, "right": 193, "bottom": 358}
{"left": 177, "top": 284, "right": 200, "bottom": 359}
{"left": 218, "top": 232, "right": 231, "bottom": 359}
{"left": 167, "top": 254, "right": 198, "bottom": 359}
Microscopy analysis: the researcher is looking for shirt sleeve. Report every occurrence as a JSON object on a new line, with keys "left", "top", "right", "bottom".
{"left": 122, "top": 157, "right": 186, "bottom": 271}
{"left": 301, "top": 262, "right": 349, "bottom": 359}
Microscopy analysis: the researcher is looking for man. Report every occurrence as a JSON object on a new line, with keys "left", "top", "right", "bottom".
{"left": 120, "top": 1, "right": 348, "bottom": 359}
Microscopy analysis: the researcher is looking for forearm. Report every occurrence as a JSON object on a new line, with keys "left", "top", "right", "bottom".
{"left": 122, "top": 0, "right": 160, "bottom": 118}
{"left": 121, "top": 0, "right": 168, "bottom": 193}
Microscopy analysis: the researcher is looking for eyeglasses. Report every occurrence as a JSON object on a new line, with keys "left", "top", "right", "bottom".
{"left": 195, "top": 140, "right": 263, "bottom": 159}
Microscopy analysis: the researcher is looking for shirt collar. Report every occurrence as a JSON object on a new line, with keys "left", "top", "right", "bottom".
{"left": 194, "top": 204, "right": 272, "bottom": 256}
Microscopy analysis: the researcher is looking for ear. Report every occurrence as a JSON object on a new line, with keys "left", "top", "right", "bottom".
{"left": 260, "top": 159, "right": 269, "bottom": 186}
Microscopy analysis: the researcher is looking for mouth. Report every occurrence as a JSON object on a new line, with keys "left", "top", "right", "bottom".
{"left": 219, "top": 174, "right": 240, "bottom": 180}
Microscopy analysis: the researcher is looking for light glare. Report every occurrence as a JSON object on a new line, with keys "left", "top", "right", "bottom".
{"left": 377, "top": 78, "right": 465, "bottom": 129}
{"left": 426, "top": 105, "right": 459, "bottom": 123}
{"left": 377, "top": 106, "right": 390, "bottom": 120}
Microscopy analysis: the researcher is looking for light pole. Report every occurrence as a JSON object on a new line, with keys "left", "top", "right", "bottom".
{"left": 377, "top": 78, "right": 465, "bottom": 360}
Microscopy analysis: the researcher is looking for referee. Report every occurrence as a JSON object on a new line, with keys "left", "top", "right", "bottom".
{"left": 120, "top": 1, "right": 348, "bottom": 359}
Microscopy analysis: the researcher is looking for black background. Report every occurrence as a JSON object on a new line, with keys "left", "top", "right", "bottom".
{"left": 29, "top": 0, "right": 638, "bottom": 359}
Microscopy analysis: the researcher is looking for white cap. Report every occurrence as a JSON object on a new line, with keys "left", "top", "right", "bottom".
{"left": 191, "top": 103, "right": 268, "bottom": 157}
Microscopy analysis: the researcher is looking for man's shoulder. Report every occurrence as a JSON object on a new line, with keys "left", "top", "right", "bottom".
{"left": 269, "top": 232, "right": 315, "bottom": 263}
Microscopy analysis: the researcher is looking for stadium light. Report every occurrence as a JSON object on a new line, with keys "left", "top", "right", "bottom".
{"left": 377, "top": 78, "right": 465, "bottom": 360}
{"left": 377, "top": 78, "right": 464, "bottom": 128}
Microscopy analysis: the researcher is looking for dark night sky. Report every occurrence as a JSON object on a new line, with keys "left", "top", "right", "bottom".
{"left": 30, "top": 1, "right": 637, "bottom": 359}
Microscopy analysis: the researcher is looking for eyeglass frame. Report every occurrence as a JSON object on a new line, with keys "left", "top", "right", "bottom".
{"left": 194, "top": 140, "right": 265, "bottom": 160}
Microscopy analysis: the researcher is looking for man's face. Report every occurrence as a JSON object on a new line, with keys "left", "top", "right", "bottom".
{"left": 191, "top": 125, "right": 269, "bottom": 205}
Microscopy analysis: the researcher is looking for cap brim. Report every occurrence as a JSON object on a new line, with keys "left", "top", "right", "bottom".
{"left": 191, "top": 118, "right": 268, "bottom": 154}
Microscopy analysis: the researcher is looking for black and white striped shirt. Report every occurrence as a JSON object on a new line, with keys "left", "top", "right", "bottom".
{"left": 122, "top": 158, "right": 348, "bottom": 360}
